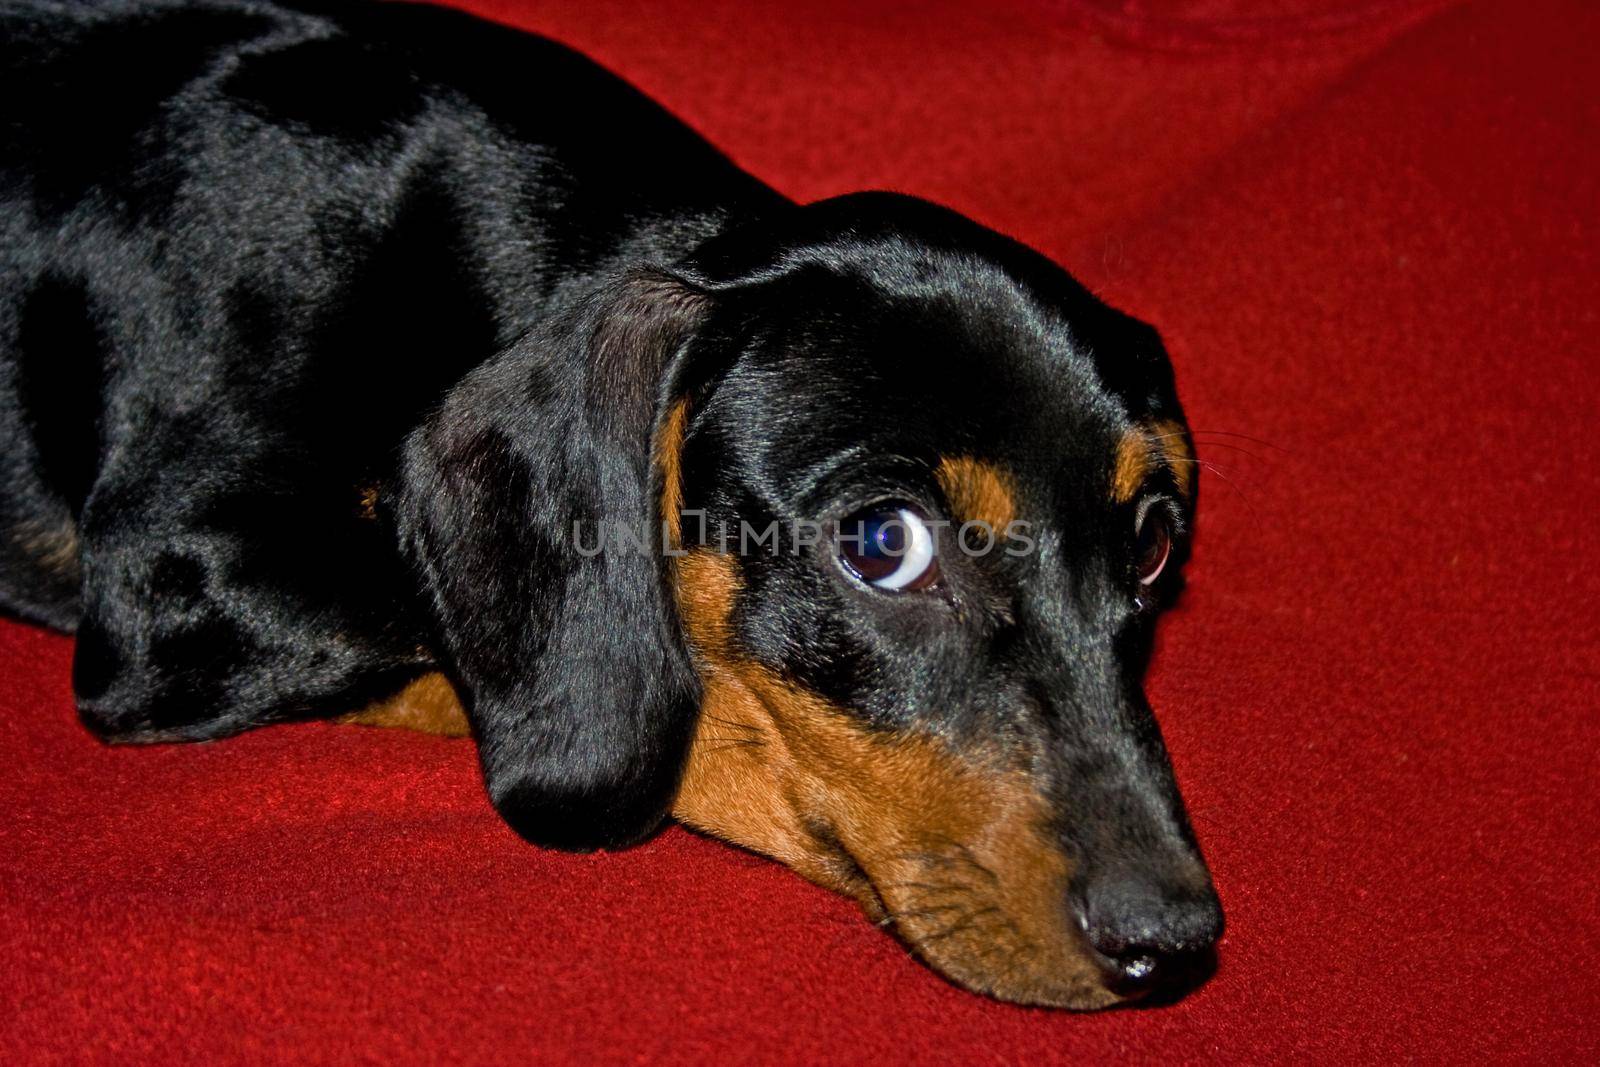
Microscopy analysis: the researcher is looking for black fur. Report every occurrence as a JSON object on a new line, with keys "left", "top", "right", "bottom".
{"left": 1, "top": 0, "right": 782, "bottom": 846}
{"left": 1, "top": 0, "right": 1220, "bottom": 977}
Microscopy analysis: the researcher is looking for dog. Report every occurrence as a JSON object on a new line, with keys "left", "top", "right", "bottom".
{"left": 0, "top": 0, "right": 1223, "bottom": 1008}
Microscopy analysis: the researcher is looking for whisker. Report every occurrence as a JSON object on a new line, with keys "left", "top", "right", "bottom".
{"left": 1185, "top": 805, "right": 1233, "bottom": 838}
{"left": 1187, "top": 428, "right": 1292, "bottom": 454}
{"left": 890, "top": 903, "right": 971, "bottom": 924}
{"left": 701, "top": 713, "right": 761, "bottom": 733}
{"left": 903, "top": 836, "right": 1002, "bottom": 886}
{"left": 880, "top": 888, "right": 976, "bottom": 912}
{"left": 1167, "top": 455, "right": 1246, "bottom": 477}
{"left": 910, "top": 913, "right": 979, "bottom": 947}
{"left": 877, "top": 880, "right": 969, "bottom": 895}
{"left": 1203, "top": 467, "right": 1254, "bottom": 518}
{"left": 1201, "top": 465, "right": 1259, "bottom": 517}
{"left": 915, "top": 907, "right": 1005, "bottom": 947}
{"left": 1150, "top": 432, "right": 1273, "bottom": 464}
{"left": 1165, "top": 456, "right": 1261, "bottom": 514}
{"left": 1192, "top": 439, "right": 1272, "bottom": 463}
{"left": 823, "top": 912, "right": 884, "bottom": 952}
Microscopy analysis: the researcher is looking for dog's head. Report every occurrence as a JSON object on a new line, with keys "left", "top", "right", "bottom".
{"left": 399, "top": 193, "right": 1220, "bottom": 1009}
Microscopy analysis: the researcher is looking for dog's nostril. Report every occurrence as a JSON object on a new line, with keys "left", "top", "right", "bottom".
{"left": 1098, "top": 944, "right": 1214, "bottom": 1000}
{"left": 1079, "top": 888, "right": 1224, "bottom": 1000}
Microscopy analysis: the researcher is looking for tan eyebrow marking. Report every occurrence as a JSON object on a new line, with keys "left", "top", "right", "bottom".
{"left": 1150, "top": 418, "right": 1194, "bottom": 499}
{"left": 1112, "top": 420, "right": 1195, "bottom": 503}
{"left": 1112, "top": 430, "right": 1154, "bottom": 505}
{"left": 935, "top": 456, "right": 1017, "bottom": 530}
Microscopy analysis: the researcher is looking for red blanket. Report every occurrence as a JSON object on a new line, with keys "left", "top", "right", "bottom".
{"left": 4, "top": 0, "right": 1596, "bottom": 1060}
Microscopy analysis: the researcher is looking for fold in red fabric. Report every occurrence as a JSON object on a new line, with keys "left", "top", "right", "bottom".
{"left": 3, "top": 0, "right": 1595, "bottom": 1060}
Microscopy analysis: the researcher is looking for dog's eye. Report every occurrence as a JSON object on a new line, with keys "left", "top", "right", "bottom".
{"left": 838, "top": 506, "right": 939, "bottom": 591}
{"left": 1135, "top": 506, "right": 1172, "bottom": 585}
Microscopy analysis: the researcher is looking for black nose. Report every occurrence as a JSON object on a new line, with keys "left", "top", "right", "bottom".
{"left": 1079, "top": 885, "right": 1223, "bottom": 999}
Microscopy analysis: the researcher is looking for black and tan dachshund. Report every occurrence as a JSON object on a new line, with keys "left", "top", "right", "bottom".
{"left": 0, "top": 0, "right": 1222, "bottom": 1007}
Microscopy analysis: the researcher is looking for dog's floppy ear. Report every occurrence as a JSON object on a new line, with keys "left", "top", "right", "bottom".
{"left": 395, "top": 269, "right": 711, "bottom": 850}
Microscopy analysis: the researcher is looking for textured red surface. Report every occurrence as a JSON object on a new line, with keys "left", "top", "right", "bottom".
{"left": 4, "top": 0, "right": 1597, "bottom": 1061}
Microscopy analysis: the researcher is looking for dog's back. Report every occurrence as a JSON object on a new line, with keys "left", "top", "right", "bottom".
{"left": 0, "top": 0, "right": 776, "bottom": 737}
{"left": 0, "top": 0, "right": 773, "bottom": 633}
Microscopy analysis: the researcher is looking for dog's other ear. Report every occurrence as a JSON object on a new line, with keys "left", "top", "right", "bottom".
{"left": 395, "top": 269, "right": 711, "bottom": 850}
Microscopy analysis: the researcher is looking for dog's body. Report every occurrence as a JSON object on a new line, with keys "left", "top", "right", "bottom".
{"left": 2, "top": 0, "right": 1222, "bottom": 1008}
{"left": 1, "top": 0, "right": 777, "bottom": 709}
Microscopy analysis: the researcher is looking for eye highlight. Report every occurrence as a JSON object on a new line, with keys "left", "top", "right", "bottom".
{"left": 838, "top": 505, "right": 939, "bottom": 592}
{"left": 1135, "top": 503, "right": 1173, "bottom": 586}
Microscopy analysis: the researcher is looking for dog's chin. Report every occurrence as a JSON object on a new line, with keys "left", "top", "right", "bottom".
{"left": 844, "top": 874, "right": 1130, "bottom": 1011}
{"left": 917, "top": 944, "right": 1130, "bottom": 1011}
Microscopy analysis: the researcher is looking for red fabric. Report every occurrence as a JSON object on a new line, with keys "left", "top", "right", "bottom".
{"left": 4, "top": 0, "right": 1597, "bottom": 1060}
